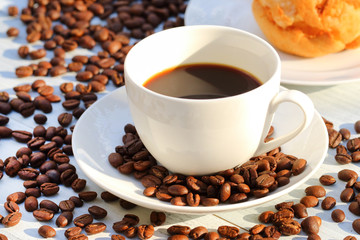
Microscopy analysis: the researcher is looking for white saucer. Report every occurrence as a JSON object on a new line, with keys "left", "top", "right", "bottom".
{"left": 184, "top": 0, "right": 360, "bottom": 86}
{"left": 72, "top": 87, "right": 328, "bottom": 214}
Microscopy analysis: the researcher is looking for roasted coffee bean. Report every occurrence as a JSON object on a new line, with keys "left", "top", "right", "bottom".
{"left": 118, "top": 198, "right": 137, "bottom": 210}
{"left": 33, "top": 208, "right": 54, "bottom": 221}
{"left": 38, "top": 225, "right": 56, "bottom": 238}
{"left": 58, "top": 112, "right": 73, "bottom": 127}
{"left": 85, "top": 222, "right": 107, "bottom": 235}
{"left": 29, "top": 49, "right": 46, "bottom": 60}
{"left": 354, "top": 120, "right": 360, "bottom": 133}
{"left": 15, "top": 66, "right": 33, "bottom": 78}
{"left": 49, "top": 65, "right": 67, "bottom": 76}
{"left": 5, "top": 158, "right": 22, "bottom": 177}
{"left": 341, "top": 188, "right": 355, "bottom": 202}
{"left": 25, "top": 187, "right": 41, "bottom": 198}
{"left": 0, "top": 126, "right": 12, "bottom": 138}
{"left": 353, "top": 219, "right": 360, "bottom": 235}
{"left": 60, "top": 168, "right": 78, "bottom": 186}
{"left": 59, "top": 200, "right": 75, "bottom": 212}
{"left": 56, "top": 211, "right": 73, "bottom": 227}
{"left": 24, "top": 196, "right": 38, "bottom": 212}
{"left": 100, "top": 191, "right": 119, "bottom": 202}
{"left": 8, "top": 5, "right": 18, "bottom": 16}
{"left": 62, "top": 99, "right": 80, "bottom": 110}
{"left": 12, "top": 130, "right": 32, "bottom": 143}
{"left": 18, "top": 45, "right": 29, "bottom": 58}
{"left": 37, "top": 85, "right": 54, "bottom": 97}
{"left": 34, "top": 114, "right": 47, "bottom": 124}
{"left": 292, "top": 203, "right": 308, "bottom": 218}
{"left": 7, "top": 192, "right": 26, "bottom": 203}
{"left": 167, "top": 226, "right": 191, "bottom": 236}
{"left": 74, "top": 214, "right": 93, "bottom": 227}
{"left": 34, "top": 97, "right": 52, "bottom": 113}
{"left": 18, "top": 168, "right": 39, "bottom": 180}
{"left": 188, "top": 226, "right": 208, "bottom": 239}
{"left": 258, "top": 211, "right": 274, "bottom": 223}
{"left": 204, "top": 232, "right": 220, "bottom": 240}
{"left": 73, "top": 107, "right": 85, "bottom": 119}
{"left": 350, "top": 202, "right": 360, "bottom": 216}
{"left": 78, "top": 191, "right": 97, "bottom": 202}
{"left": 67, "top": 233, "right": 88, "bottom": 240}
{"left": 332, "top": 209, "right": 345, "bottom": 222}
{"left": 148, "top": 211, "right": 165, "bottom": 226}
{"left": 321, "top": 196, "right": 336, "bottom": 210}
{"left": 0, "top": 234, "right": 7, "bottom": 240}
{"left": 217, "top": 225, "right": 239, "bottom": 238}
{"left": 301, "top": 216, "right": 321, "bottom": 235}
{"left": 2, "top": 212, "right": 22, "bottom": 227}
{"left": 300, "top": 195, "right": 319, "bottom": 208}
{"left": 0, "top": 115, "right": 9, "bottom": 125}
{"left": 7, "top": 27, "right": 19, "bottom": 37}
{"left": 305, "top": 185, "right": 326, "bottom": 198}
{"left": 0, "top": 102, "right": 12, "bottom": 114}
{"left": 70, "top": 178, "right": 86, "bottom": 192}
{"left": 86, "top": 205, "right": 107, "bottom": 220}
{"left": 319, "top": 175, "right": 336, "bottom": 185}
{"left": 39, "top": 199, "right": 59, "bottom": 213}
{"left": 338, "top": 169, "right": 358, "bottom": 181}
{"left": 65, "top": 227, "right": 82, "bottom": 238}
{"left": 4, "top": 201, "right": 20, "bottom": 213}
{"left": 328, "top": 128, "right": 342, "bottom": 148}
{"left": 40, "top": 182, "right": 60, "bottom": 196}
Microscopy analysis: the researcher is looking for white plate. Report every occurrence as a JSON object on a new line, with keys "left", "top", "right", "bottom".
{"left": 72, "top": 87, "right": 328, "bottom": 214}
{"left": 184, "top": 0, "right": 360, "bottom": 86}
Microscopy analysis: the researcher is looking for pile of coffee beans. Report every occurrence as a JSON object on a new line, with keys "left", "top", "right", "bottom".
{"left": 10, "top": 0, "right": 186, "bottom": 93}
{"left": 108, "top": 124, "right": 308, "bottom": 207}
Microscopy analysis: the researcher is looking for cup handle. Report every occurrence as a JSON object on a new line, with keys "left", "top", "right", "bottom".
{"left": 253, "top": 90, "right": 314, "bottom": 156}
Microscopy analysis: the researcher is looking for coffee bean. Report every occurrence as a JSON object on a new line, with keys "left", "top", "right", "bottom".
{"left": 319, "top": 175, "right": 336, "bottom": 186}
{"left": 25, "top": 196, "right": 38, "bottom": 212}
{"left": 5, "top": 158, "right": 22, "bottom": 177}
{"left": 29, "top": 49, "right": 46, "bottom": 60}
{"left": 150, "top": 211, "right": 166, "bottom": 226}
{"left": 305, "top": 185, "right": 326, "bottom": 198}
{"left": 65, "top": 227, "right": 82, "bottom": 238}
{"left": 4, "top": 201, "right": 20, "bottom": 213}
{"left": 74, "top": 214, "right": 93, "bottom": 227}
{"left": 59, "top": 200, "right": 75, "bottom": 212}
{"left": 33, "top": 208, "right": 54, "bottom": 221}
{"left": 7, "top": 192, "right": 26, "bottom": 203}
{"left": 355, "top": 120, "right": 360, "bottom": 133}
{"left": 353, "top": 219, "right": 360, "bottom": 234}
{"left": 49, "top": 65, "right": 67, "bottom": 76}
{"left": 67, "top": 233, "right": 88, "bottom": 240}
{"left": 321, "top": 196, "right": 336, "bottom": 210}
{"left": 38, "top": 225, "right": 56, "bottom": 238}
{"left": 0, "top": 115, "right": 9, "bottom": 125}
{"left": 85, "top": 222, "right": 107, "bottom": 235}
{"left": 347, "top": 138, "right": 360, "bottom": 152}
{"left": 25, "top": 187, "right": 41, "bottom": 198}
{"left": 34, "top": 114, "right": 47, "bottom": 124}
{"left": 111, "top": 235, "right": 125, "bottom": 240}
{"left": 332, "top": 209, "right": 345, "bottom": 222}
{"left": 18, "top": 168, "right": 40, "bottom": 180}
{"left": 204, "top": 232, "right": 220, "bottom": 240}
{"left": 328, "top": 128, "right": 342, "bottom": 148}
{"left": 2, "top": 212, "right": 22, "bottom": 227}
{"left": 100, "top": 191, "right": 119, "bottom": 202}
{"left": 15, "top": 66, "right": 33, "bottom": 77}
{"left": 62, "top": 99, "right": 81, "bottom": 110}
{"left": 27, "top": 31, "right": 41, "bottom": 43}
{"left": 88, "top": 205, "right": 107, "bottom": 219}
{"left": 167, "top": 225, "right": 191, "bottom": 235}
{"left": 292, "top": 203, "right": 308, "bottom": 218}
{"left": 0, "top": 126, "right": 12, "bottom": 138}
{"left": 58, "top": 112, "right": 73, "bottom": 127}
{"left": 338, "top": 169, "right": 358, "bottom": 181}
{"left": 40, "top": 182, "right": 60, "bottom": 196}
{"left": 7, "top": 27, "right": 19, "bottom": 37}
{"left": 217, "top": 225, "right": 239, "bottom": 238}
{"left": 8, "top": 6, "right": 18, "bottom": 16}
{"left": 0, "top": 234, "right": 7, "bottom": 240}
{"left": 12, "top": 130, "right": 32, "bottom": 143}
{"left": 341, "top": 188, "right": 355, "bottom": 202}
{"left": 39, "top": 199, "right": 59, "bottom": 213}
{"left": 56, "top": 211, "right": 73, "bottom": 227}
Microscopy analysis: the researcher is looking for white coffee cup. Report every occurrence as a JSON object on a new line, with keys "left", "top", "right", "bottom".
{"left": 124, "top": 25, "right": 314, "bottom": 176}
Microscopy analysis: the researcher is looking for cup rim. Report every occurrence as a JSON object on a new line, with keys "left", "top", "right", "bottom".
{"left": 124, "top": 25, "right": 281, "bottom": 103}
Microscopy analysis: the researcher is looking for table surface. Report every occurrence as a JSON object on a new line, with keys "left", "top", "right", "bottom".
{"left": 1, "top": 0, "right": 360, "bottom": 239}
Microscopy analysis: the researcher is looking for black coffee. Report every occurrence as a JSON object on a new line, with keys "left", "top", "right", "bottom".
{"left": 143, "top": 63, "right": 262, "bottom": 99}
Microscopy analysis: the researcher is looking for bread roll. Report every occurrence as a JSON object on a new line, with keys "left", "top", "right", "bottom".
{"left": 252, "top": 0, "right": 360, "bottom": 57}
